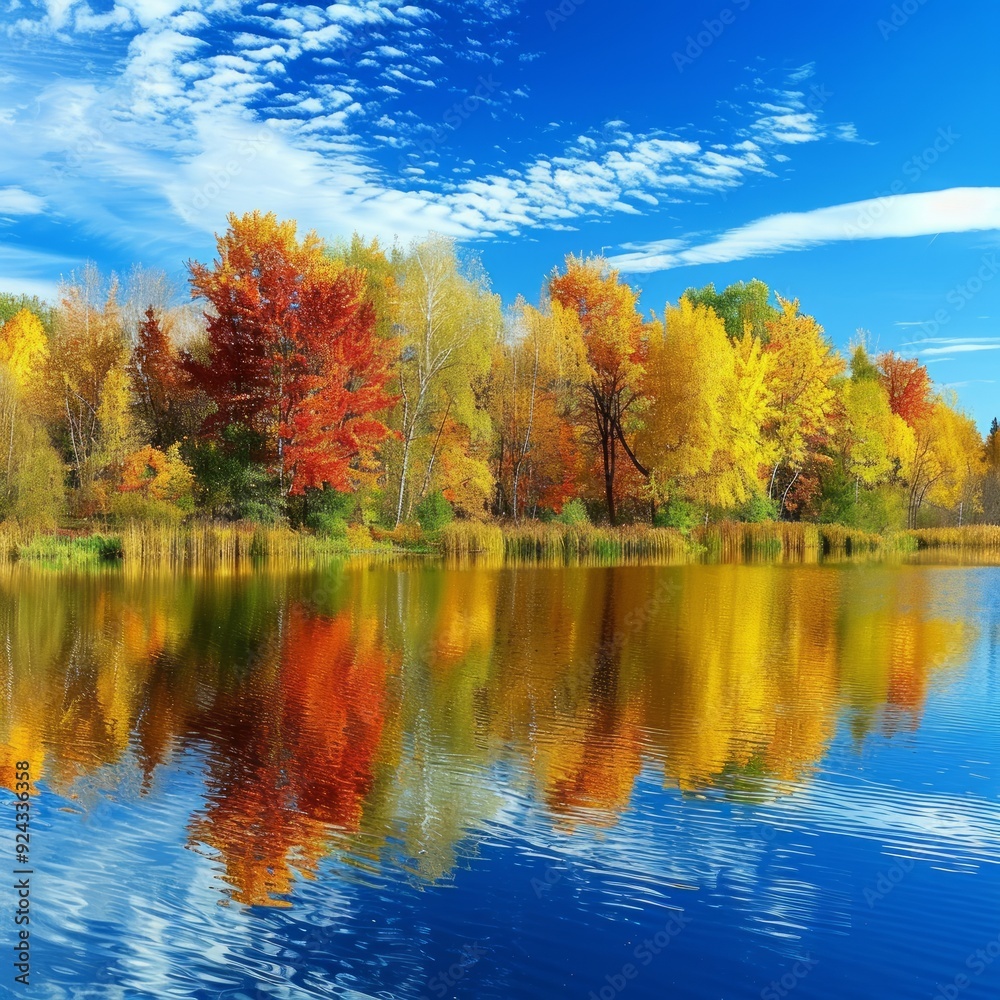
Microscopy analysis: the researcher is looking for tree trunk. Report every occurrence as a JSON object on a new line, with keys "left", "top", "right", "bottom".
{"left": 599, "top": 414, "right": 616, "bottom": 526}
{"left": 416, "top": 397, "right": 452, "bottom": 505}
{"left": 779, "top": 469, "right": 799, "bottom": 518}
{"left": 512, "top": 338, "right": 539, "bottom": 523}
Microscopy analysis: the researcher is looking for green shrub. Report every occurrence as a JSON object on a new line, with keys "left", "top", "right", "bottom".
{"left": 555, "top": 498, "right": 589, "bottom": 526}
{"left": 18, "top": 533, "right": 122, "bottom": 568}
{"left": 415, "top": 490, "right": 454, "bottom": 532}
{"left": 311, "top": 513, "right": 349, "bottom": 540}
{"left": 739, "top": 492, "right": 779, "bottom": 523}
{"left": 185, "top": 425, "right": 284, "bottom": 523}
{"left": 107, "top": 493, "right": 186, "bottom": 526}
{"left": 654, "top": 498, "right": 700, "bottom": 534}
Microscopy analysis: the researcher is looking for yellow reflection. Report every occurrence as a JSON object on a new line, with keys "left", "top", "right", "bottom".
{"left": 0, "top": 561, "right": 979, "bottom": 899}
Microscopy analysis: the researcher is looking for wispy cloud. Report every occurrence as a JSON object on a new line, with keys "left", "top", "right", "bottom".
{"left": 0, "top": 1, "right": 865, "bottom": 290}
{"left": 902, "top": 336, "right": 1000, "bottom": 346}
{"left": 0, "top": 187, "right": 46, "bottom": 215}
{"left": 920, "top": 343, "right": 1000, "bottom": 356}
{"left": 610, "top": 188, "right": 1000, "bottom": 272}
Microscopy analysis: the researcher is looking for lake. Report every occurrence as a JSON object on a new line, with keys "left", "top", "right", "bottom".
{"left": 2, "top": 559, "right": 999, "bottom": 999}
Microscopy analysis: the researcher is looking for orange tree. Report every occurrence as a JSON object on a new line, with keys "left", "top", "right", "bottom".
{"left": 548, "top": 256, "right": 651, "bottom": 524}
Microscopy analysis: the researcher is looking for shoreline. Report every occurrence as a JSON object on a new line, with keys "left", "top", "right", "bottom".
{"left": 2, "top": 520, "right": 998, "bottom": 570}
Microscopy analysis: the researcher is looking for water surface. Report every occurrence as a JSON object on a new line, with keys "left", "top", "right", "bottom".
{"left": 2, "top": 561, "right": 998, "bottom": 998}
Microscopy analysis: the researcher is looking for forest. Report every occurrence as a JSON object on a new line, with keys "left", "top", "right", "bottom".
{"left": 0, "top": 210, "right": 994, "bottom": 544}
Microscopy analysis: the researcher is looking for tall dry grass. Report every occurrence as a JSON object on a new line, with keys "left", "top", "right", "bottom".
{"left": 817, "top": 524, "right": 885, "bottom": 556}
{"left": 439, "top": 521, "right": 691, "bottom": 563}
{"left": 5, "top": 518, "right": 1000, "bottom": 571}
{"left": 693, "top": 521, "right": 821, "bottom": 562}
{"left": 908, "top": 526, "right": 1000, "bottom": 551}
{"left": 0, "top": 520, "right": 392, "bottom": 570}
{"left": 437, "top": 522, "right": 505, "bottom": 558}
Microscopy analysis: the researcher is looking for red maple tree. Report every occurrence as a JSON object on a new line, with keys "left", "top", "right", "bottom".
{"left": 877, "top": 351, "right": 934, "bottom": 427}
{"left": 184, "top": 211, "right": 397, "bottom": 494}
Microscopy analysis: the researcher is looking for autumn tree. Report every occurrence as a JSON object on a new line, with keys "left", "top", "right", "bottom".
{"left": 0, "top": 293, "right": 53, "bottom": 334}
{"left": 548, "top": 256, "right": 651, "bottom": 525}
{"left": 488, "top": 298, "right": 587, "bottom": 519}
{"left": 0, "top": 311, "right": 63, "bottom": 526}
{"left": 185, "top": 211, "right": 397, "bottom": 503}
{"left": 388, "top": 235, "right": 500, "bottom": 525}
{"left": 840, "top": 349, "right": 899, "bottom": 492}
{"left": 902, "top": 395, "right": 983, "bottom": 527}
{"left": 638, "top": 296, "right": 772, "bottom": 511}
{"left": 982, "top": 417, "right": 1000, "bottom": 523}
{"left": 724, "top": 330, "right": 778, "bottom": 509}
{"left": 763, "top": 296, "right": 845, "bottom": 516}
{"left": 127, "top": 307, "right": 192, "bottom": 447}
{"left": 817, "top": 344, "right": 913, "bottom": 529}
{"left": 0, "top": 309, "right": 49, "bottom": 405}
{"left": 329, "top": 234, "right": 399, "bottom": 340}
{"left": 47, "top": 264, "right": 136, "bottom": 513}
{"left": 878, "top": 352, "right": 933, "bottom": 427}
{"left": 119, "top": 265, "right": 174, "bottom": 346}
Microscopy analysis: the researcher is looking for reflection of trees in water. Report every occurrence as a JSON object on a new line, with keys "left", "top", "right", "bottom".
{"left": 0, "top": 563, "right": 978, "bottom": 902}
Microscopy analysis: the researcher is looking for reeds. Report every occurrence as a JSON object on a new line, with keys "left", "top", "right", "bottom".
{"left": 0, "top": 521, "right": 35, "bottom": 560}
{"left": 0, "top": 520, "right": 395, "bottom": 570}
{"left": 437, "top": 521, "right": 505, "bottom": 558}
{"left": 817, "top": 524, "right": 884, "bottom": 556}
{"left": 438, "top": 521, "right": 691, "bottom": 563}
{"left": 17, "top": 533, "right": 123, "bottom": 569}
{"left": 5, "top": 518, "right": 1000, "bottom": 571}
{"left": 908, "top": 525, "right": 1000, "bottom": 551}
{"left": 693, "top": 520, "right": 821, "bottom": 562}
{"left": 115, "top": 520, "right": 396, "bottom": 566}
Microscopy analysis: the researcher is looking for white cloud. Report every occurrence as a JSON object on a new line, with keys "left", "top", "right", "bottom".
{"left": 610, "top": 188, "right": 1000, "bottom": 273}
{"left": 0, "top": 187, "right": 46, "bottom": 214}
{"left": 835, "top": 122, "right": 875, "bottom": 145}
{"left": 921, "top": 344, "right": 1000, "bottom": 356}
{"left": 0, "top": 4, "right": 860, "bottom": 290}
{"left": 902, "top": 336, "right": 1000, "bottom": 345}
{"left": 786, "top": 62, "right": 815, "bottom": 83}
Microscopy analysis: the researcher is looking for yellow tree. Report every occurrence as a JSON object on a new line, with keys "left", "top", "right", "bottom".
{"left": 903, "top": 395, "right": 984, "bottom": 526}
{"left": 839, "top": 377, "right": 898, "bottom": 495}
{"left": 720, "top": 330, "right": 777, "bottom": 506}
{"left": 638, "top": 297, "right": 735, "bottom": 507}
{"left": 47, "top": 265, "right": 134, "bottom": 512}
{"left": 390, "top": 236, "right": 500, "bottom": 524}
{"left": 638, "top": 298, "right": 778, "bottom": 512}
{"left": 764, "top": 296, "right": 844, "bottom": 514}
{"left": 488, "top": 298, "right": 587, "bottom": 519}
{"left": 0, "top": 376, "right": 64, "bottom": 527}
{"left": 0, "top": 308, "right": 63, "bottom": 524}
{"left": 0, "top": 309, "right": 49, "bottom": 405}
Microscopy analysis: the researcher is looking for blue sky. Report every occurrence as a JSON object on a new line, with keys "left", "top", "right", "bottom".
{"left": 1, "top": 0, "right": 998, "bottom": 427}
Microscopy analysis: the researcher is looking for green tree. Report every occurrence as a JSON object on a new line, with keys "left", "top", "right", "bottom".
{"left": 683, "top": 279, "right": 776, "bottom": 342}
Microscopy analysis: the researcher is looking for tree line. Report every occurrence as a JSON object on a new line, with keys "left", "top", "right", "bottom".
{"left": 0, "top": 210, "right": 992, "bottom": 535}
